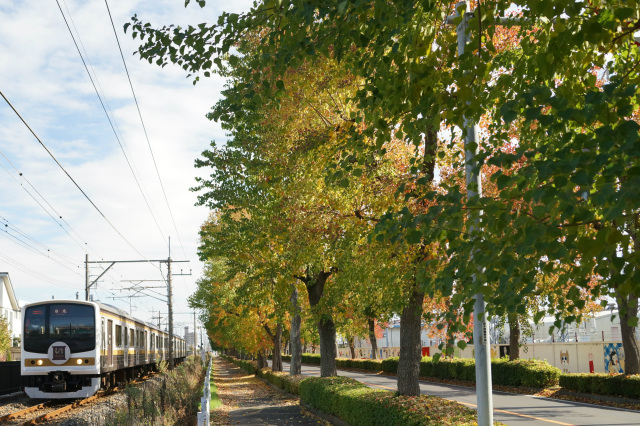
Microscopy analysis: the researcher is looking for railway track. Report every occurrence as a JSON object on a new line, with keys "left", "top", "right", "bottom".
{"left": 0, "top": 373, "right": 157, "bottom": 425}
{"left": 0, "top": 394, "right": 107, "bottom": 425}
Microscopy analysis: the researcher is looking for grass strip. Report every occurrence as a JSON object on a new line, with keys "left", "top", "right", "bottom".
{"left": 199, "top": 362, "right": 222, "bottom": 411}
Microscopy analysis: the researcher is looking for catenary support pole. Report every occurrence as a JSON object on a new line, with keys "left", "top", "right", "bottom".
{"left": 168, "top": 255, "right": 174, "bottom": 370}
{"left": 85, "top": 254, "right": 89, "bottom": 301}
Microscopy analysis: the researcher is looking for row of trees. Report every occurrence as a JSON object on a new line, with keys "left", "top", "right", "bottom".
{"left": 129, "top": 0, "right": 640, "bottom": 392}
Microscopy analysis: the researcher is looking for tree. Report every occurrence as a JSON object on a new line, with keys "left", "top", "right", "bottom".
{"left": 0, "top": 315, "right": 10, "bottom": 359}
{"left": 130, "top": 0, "right": 640, "bottom": 378}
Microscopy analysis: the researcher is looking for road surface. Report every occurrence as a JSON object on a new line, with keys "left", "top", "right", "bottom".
{"left": 275, "top": 361, "right": 640, "bottom": 425}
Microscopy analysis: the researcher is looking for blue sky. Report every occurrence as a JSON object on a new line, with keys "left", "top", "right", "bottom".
{"left": 0, "top": 0, "right": 252, "bottom": 335}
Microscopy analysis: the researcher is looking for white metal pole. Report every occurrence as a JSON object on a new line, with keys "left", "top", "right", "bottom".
{"left": 454, "top": 2, "right": 493, "bottom": 424}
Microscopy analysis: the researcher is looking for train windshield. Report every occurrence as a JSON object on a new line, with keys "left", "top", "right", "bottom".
{"left": 24, "top": 304, "right": 95, "bottom": 354}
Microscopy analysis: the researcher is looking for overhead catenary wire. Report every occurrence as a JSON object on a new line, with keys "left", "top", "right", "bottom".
{"left": 54, "top": 0, "right": 170, "bottom": 251}
{"left": 103, "top": 0, "right": 189, "bottom": 261}
{"left": 0, "top": 226, "right": 81, "bottom": 275}
{"left": 0, "top": 215, "right": 79, "bottom": 266}
{"left": 0, "top": 89, "right": 161, "bottom": 274}
{"left": 0, "top": 151, "right": 98, "bottom": 258}
{"left": 0, "top": 251, "right": 82, "bottom": 289}
{"left": 0, "top": 152, "right": 126, "bottom": 291}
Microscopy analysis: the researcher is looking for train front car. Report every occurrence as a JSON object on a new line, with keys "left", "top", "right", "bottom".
{"left": 21, "top": 300, "right": 101, "bottom": 398}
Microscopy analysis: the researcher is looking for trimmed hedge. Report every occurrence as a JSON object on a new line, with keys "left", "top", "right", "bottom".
{"left": 256, "top": 367, "right": 306, "bottom": 395}
{"left": 491, "top": 358, "right": 560, "bottom": 388}
{"left": 560, "top": 373, "right": 640, "bottom": 399}
{"left": 299, "top": 376, "right": 477, "bottom": 426}
{"left": 376, "top": 355, "right": 560, "bottom": 388}
{"left": 232, "top": 353, "right": 560, "bottom": 388}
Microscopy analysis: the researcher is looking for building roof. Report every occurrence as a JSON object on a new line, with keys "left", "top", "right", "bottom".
{"left": 0, "top": 272, "right": 20, "bottom": 312}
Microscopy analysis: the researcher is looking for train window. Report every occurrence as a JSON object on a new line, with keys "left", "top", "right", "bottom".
{"left": 124, "top": 327, "right": 128, "bottom": 347}
{"left": 130, "top": 329, "right": 135, "bottom": 347}
{"left": 115, "top": 325, "right": 122, "bottom": 347}
{"left": 144, "top": 331, "right": 147, "bottom": 349}
{"left": 24, "top": 303, "right": 95, "bottom": 354}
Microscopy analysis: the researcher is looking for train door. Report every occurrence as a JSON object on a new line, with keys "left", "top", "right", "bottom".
{"left": 101, "top": 318, "right": 106, "bottom": 369}
{"left": 107, "top": 319, "right": 113, "bottom": 366}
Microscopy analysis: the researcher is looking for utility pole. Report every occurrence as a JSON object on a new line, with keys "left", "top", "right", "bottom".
{"left": 167, "top": 253, "right": 174, "bottom": 370}
{"left": 194, "top": 311, "right": 197, "bottom": 356}
{"left": 85, "top": 254, "right": 89, "bottom": 301}
{"left": 446, "top": 2, "right": 493, "bottom": 423}
{"left": 445, "top": 3, "right": 528, "bottom": 424}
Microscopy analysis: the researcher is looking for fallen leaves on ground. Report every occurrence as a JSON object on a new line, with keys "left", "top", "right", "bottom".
{"left": 210, "top": 358, "right": 327, "bottom": 425}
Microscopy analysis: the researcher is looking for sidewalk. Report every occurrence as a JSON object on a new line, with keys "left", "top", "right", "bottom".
{"left": 211, "top": 357, "right": 326, "bottom": 425}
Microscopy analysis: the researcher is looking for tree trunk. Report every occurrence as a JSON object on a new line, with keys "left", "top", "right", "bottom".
{"left": 508, "top": 313, "right": 521, "bottom": 361}
{"left": 272, "top": 323, "right": 283, "bottom": 372}
{"left": 290, "top": 284, "right": 302, "bottom": 375}
{"left": 318, "top": 315, "right": 338, "bottom": 376}
{"left": 256, "top": 350, "right": 267, "bottom": 369}
{"left": 397, "top": 286, "right": 425, "bottom": 396}
{"left": 263, "top": 323, "right": 284, "bottom": 372}
{"left": 299, "top": 268, "right": 337, "bottom": 377}
{"left": 348, "top": 336, "right": 356, "bottom": 359}
{"left": 617, "top": 292, "right": 640, "bottom": 374}
{"left": 368, "top": 318, "right": 378, "bottom": 360}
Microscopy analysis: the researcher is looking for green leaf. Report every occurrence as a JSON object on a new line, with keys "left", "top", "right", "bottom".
{"left": 406, "top": 229, "right": 422, "bottom": 244}
{"left": 457, "top": 340, "right": 467, "bottom": 350}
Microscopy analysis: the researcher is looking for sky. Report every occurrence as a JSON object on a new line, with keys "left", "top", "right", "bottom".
{"left": 0, "top": 0, "right": 252, "bottom": 337}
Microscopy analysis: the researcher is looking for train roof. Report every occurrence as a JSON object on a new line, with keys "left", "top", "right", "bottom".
{"left": 23, "top": 299, "right": 180, "bottom": 338}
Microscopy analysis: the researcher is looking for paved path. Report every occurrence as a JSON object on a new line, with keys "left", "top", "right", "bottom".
{"left": 214, "top": 358, "right": 323, "bottom": 425}
{"left": 277, "top": 361, "right": 640, "bottom": 426}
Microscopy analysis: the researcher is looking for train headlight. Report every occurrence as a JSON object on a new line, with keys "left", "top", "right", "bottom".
{"left": 76, "top": 359, "right": 83, "bottom": 365}
{"left": 37, "top": 359, "right": 43, "bottom": 366}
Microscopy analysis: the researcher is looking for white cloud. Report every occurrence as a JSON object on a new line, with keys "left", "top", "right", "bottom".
{"left": 0, "top": 0, "right": 253, "bottom": 333}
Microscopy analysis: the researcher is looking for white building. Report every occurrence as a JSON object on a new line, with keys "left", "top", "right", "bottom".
{"left": 0, "top": 272, "right": 21, "bottom": 341}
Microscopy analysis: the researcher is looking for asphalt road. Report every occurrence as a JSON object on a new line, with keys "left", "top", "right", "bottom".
{"left": 277, "top": 361, "right": 640, "bottom": 425}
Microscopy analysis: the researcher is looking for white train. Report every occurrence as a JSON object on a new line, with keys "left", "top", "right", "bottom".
{"left": 21, "top": 300, "right": 186, "bottom": 398}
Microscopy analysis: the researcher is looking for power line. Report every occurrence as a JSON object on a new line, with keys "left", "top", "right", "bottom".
{"left": 0, "top": 89, "right": 159, "bottom": 272}
{"left": 0, "top": 151, "right": 96, "bottom": 257}
{"left": 0, "top": 251, "right": 82, "bottom": 289}
{"left": 103, "top": 0, "right": 189, "bottom": 261}
{"left": 0, "top": 226, "right": 81, "bottom": 275}
{"left": 0, "top": 215, "right": 79, "bottom": 266}
{"left": 0, "top": 151, "right": 127, "bottom": 291}
{"left": 54, "top": 0, "right": 169, "bottom": 250}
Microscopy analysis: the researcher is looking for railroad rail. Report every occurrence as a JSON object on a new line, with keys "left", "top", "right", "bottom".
{"left": 0, "top": 370, "right": 157, "bottom": 425}
{"left": 0, "top": 401, "right": 52, "bottom": 423}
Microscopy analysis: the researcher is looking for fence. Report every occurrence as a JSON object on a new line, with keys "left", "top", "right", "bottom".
{"left": 0, "top": 361, "right": 21, "bottom": 395}
{"left": 197, "top": 357, "right": 212, "bottom": 426}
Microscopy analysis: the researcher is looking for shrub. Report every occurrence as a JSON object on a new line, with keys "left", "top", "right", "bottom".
{"left": 381, "top": 357, "right": 399, "bottom": 374}
{"left": 560, "top": 373, "right": 640, "bottom": 399}
{"left": 105, "top": 356, "right": 205, "bottom": 425}
{"left": 293, "top": 353, "right": 558, "bottom": 388}
{"left": 301, "top": 353, "right": 322, "bottom": 365}
{"left": 299, "top": 376, "right": 477, "bottom": 425}
{"left": 336, "top": 357, "right": 384, "bottom": 371}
